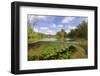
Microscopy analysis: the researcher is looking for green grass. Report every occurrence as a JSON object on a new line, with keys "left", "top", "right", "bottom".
{"left": 28, "top": 39, "right": 88, "bottom": 61}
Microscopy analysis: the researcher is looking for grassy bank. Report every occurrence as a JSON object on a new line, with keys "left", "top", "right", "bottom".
{"left": 28, "top": 39, "right": 88, "bottom": 61}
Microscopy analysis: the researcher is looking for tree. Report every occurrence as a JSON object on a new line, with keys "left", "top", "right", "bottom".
{"left": 68, "top": 20, "right": 87, "bottom": 40}
{"left": 28, "top": 24, "right": 34, "bottom": 43}
{"left": 68, "top": 29, "right": 76, "bottom": 38}
{"left": 56, "top": 29, "right": 67, "bottom": 41}
{"left": 77, "top": 20, "right": 87, "bottom": 39}
{"left": 28, "top": 24, "right": 49, "bottom": 43}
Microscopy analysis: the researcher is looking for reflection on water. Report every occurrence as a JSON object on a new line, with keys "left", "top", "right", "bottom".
{"left": 40, "top": 38, "right": 73, "bottom": 42}
{"left": 40, "top": 38, "right": 57, "bottom": 41}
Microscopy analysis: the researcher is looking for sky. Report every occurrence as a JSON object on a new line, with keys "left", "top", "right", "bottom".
{"left": 28, "top": 14, "right": 87, "bottom": 35}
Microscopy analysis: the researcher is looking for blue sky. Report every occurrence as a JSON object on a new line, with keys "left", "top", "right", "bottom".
{"left": 28, "top": 15, "right": 87, "bottom": 35}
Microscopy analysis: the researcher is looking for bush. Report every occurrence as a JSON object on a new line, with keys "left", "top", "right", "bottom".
{"left": 68, "top": 45, "right": 77, "bottom": 52}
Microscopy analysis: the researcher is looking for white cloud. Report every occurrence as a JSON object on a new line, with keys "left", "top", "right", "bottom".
{"left": 28, "top": 15, "right": 47, "bottom": 26}
{"left": 65, "top": 25, "right": 76, "bottom": 33}
{"left": 33, "top": 27, "right": 39, "bottom": 32}
{"left": 45, "top": 30, "right": 56, "bottom": 35}
{"left": 58, "top": 24, "right": 63, "bottom": 28}
{"left": 40, "top": 27, "right": 48, "bottom": 30}
{"left": 28, "top": 15, "right": 36, "bottom": 24}
{"left": 62, "top": 17, "right": 75, "bottom": 23}
{"left": 84, "top": 18, "right": 88, "bottom": 22}
{"left": 65, "top": 30, "right": 70, "bottom": 33}
{"left": 52, "top": 24, "right": 56, "bottom": 28}
{"left": 68, "top": 25, "right": 76, "bottom": 29}
{"left": 40, "top": 27, "right": 56, "bottom": 35}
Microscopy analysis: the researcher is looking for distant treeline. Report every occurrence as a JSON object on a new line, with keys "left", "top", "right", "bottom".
{"left": 68, "top": 20, "right": 87, "bottom": 39}
{"left": 56, "top": 20, "right": 88, "bottom": 40}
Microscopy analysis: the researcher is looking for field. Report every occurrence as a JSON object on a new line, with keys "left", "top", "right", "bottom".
{"left": 28, "top": 39, "right": 88, "bottom": 61}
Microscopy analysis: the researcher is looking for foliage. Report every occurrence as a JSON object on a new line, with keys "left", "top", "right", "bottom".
{"left": 56, "top": 29, "right": 67, "bottom": 41}
{"left": 28, "top": 19, "right": 88, "bottom": 61}
{"left": 28, "top": 24, "right": 48, "bottom": 43}
{"left": 68, "top": 20, "right": 87, "bottom": 39}
{"left": 28, "top": 42, "right": 77, "bottom": 60}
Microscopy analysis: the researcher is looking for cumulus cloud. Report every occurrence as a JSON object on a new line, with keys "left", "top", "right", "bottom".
{"left": 40, "top": 27, "right": 49, "bottom": 30}
{"left": 62, "top": 17, "right": 75, "bottom": 23}
{"left": 65, "top": 25, "right": 77, "bottom": 33}
{"left": 28, "top": 15, "right": 47, "bottom": 25}
{"left": 68, "top": 25, "right": 76, "bottom": 29}
{"left": 65, "top": 30, "right": 70, "bottom": 33}
{"left": 39, "top": 26, "right": 56, "bottom": 35}
{"left": 33, "top": 27, "right": 39, "bottom": 32}
{"left": 52, "top": 24, "right": 56, "bottom": 28}
{"left": 28, "top": 15, "right": 36, "bottom": 24}
{"left": 58, "top": 24, "right": 63, "bottom": 28}
{"left": 45, "top": 30, "right": 56, "bottom": 35}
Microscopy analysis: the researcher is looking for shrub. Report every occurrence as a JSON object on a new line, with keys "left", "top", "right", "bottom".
{"left": 68, "top": 45, "right": 77, "bottom": 52}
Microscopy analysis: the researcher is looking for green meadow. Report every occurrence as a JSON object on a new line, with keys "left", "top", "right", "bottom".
{"left": 28, "top": 39, "right": 87, "bottom": 61}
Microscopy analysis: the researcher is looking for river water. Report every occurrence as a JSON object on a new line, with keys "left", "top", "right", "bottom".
{"left": 40, "top": 38, "right": 72, "bottom": 42}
